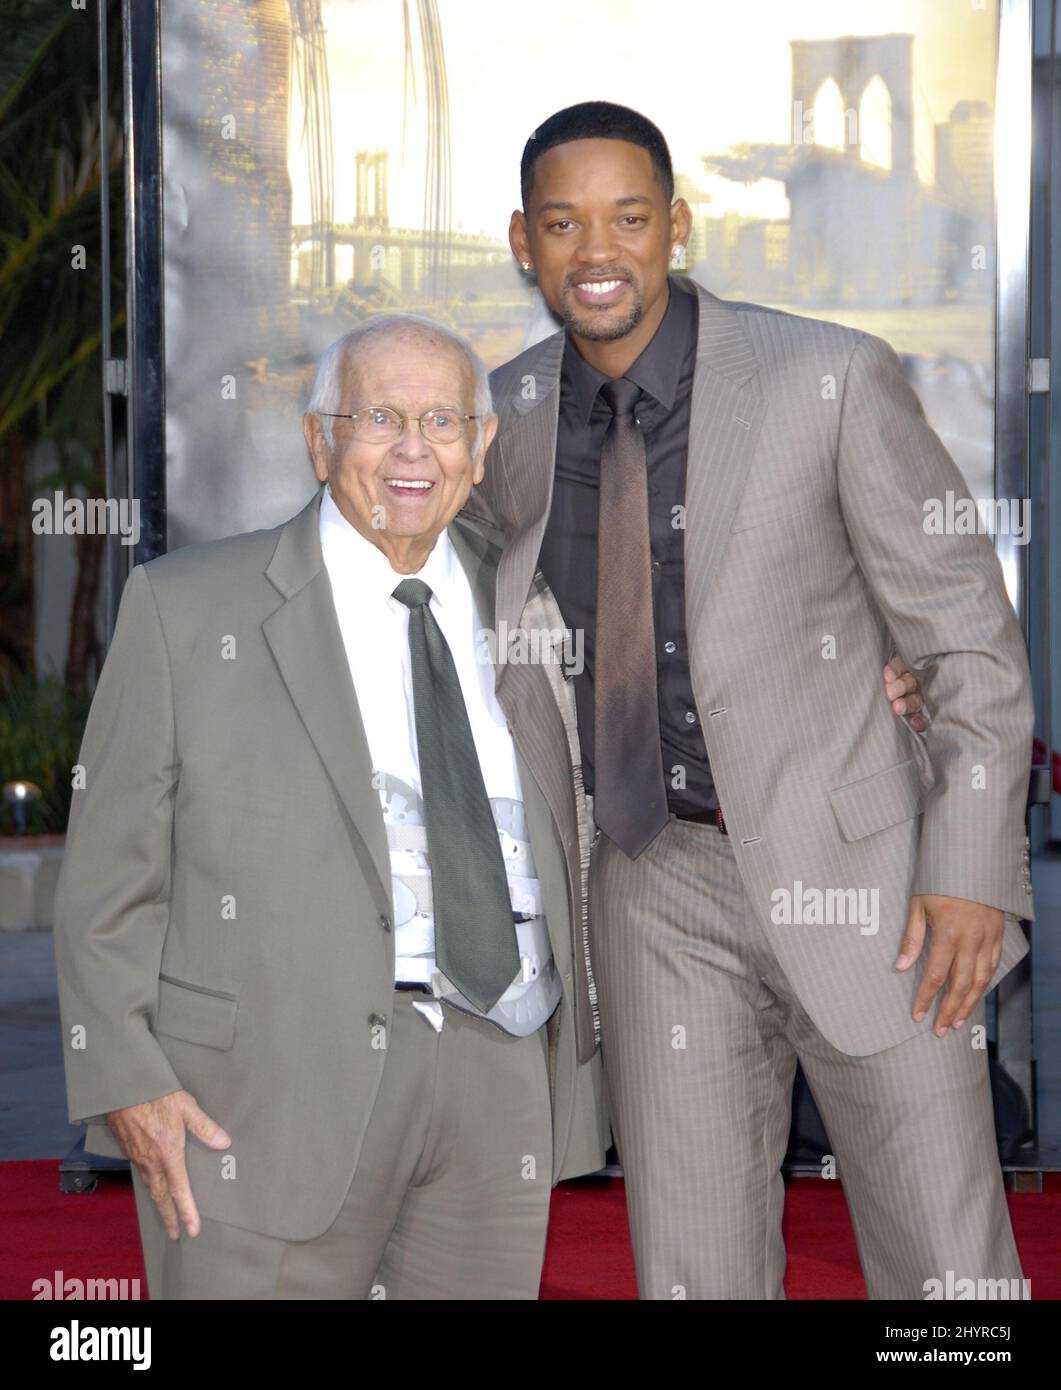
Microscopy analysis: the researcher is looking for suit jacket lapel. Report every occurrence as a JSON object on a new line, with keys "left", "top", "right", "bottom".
{"left": 262, "top": 485, "right": 392, "bottom": 910}
{"left": 491, "top": 330, "right": 565, "bottom": 652}
{"left": 683, "top": 282, "right": 767, "bottom": 636}
{"left": 448, "top": 512, "right": 578, "bottom": 865}
{"left": 446, "top": 511, "right": 501, "bottom": 643}
{"left": 450, "top": 511, "right": 588, "bottom": 1046}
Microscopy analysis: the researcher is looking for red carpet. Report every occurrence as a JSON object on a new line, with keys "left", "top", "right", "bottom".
{"left": 2, "top": 1161, "right": 1057, "bottom": 1300}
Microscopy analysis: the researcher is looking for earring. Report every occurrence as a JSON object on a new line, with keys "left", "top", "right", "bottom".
{"left": 670, "top": 244, "right": 686, "bottom": 270}
{"left": 521, "top": 261, "right": 532, "bottom": 272}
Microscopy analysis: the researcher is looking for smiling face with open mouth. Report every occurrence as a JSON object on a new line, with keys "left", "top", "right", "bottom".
{"left": 563, "top": 268, "right": 641, "bottom": 331}
{"left": 511, "top": 136, "right": 690, "bottom": 371}
{"left": 303, "top": 328, "right": 496, "bottom": 573}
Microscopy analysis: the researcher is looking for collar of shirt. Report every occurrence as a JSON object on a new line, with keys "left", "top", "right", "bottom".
{"left": 560, "top": 277, "right": 698, "bottom": 425}
{"left": 319, "top": 482, "right": 459, "bottom": 615}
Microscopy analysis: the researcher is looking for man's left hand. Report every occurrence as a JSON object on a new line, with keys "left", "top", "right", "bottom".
{"left": 895, "top": 895, "right": 1005, "bottom": 1035}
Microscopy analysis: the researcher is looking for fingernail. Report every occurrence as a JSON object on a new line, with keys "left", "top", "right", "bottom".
{"left": 935, "top": 1026, "right": 947, "bottom": 1037}
{"left": 896, "top": 954, "right": 912, "bottom": 969}
{"left": 913, "top": 1010, "right": 926, "bottom": 1022}
{"left": 954, "top": 1018, "right": 965, "bottom": 1028}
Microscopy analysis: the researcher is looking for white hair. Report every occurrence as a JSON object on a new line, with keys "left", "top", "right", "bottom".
{"left": 306, "top": 313, "right": 493, "bottom": 453}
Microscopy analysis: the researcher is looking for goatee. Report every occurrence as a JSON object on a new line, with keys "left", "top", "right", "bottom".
{"left": 559, "top": 290, "right": 644, "bottom": 342}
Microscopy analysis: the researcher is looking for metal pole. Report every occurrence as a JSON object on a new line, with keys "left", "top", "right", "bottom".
{"left": 994, "top": 0, "right": 1036, "bottom": 1149}
{"left": 122, "top": 0, "right": 166, "bottom": 582}
{"left": 97, "top": 0, "right": 121, "bottom": 640}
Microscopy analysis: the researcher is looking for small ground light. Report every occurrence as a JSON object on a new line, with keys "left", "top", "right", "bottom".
{"left": 2, "top": 780, "right": 41, "bottom": 835}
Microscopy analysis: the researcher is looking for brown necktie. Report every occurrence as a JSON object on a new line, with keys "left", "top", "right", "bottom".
{"left": 593, "top": 378, "right": 669, "bottom": 858}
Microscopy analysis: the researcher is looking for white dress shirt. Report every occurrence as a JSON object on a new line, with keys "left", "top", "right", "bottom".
{"left": 319, "top": 484, "right": 558, "bottom": 1033}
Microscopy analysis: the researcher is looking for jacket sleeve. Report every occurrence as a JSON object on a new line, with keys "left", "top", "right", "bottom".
{"left": 53, "top": 562, "right": 184, "bottom": 1123}
{"left": 835, "top": 331, "right": 1034, "bottom": 921}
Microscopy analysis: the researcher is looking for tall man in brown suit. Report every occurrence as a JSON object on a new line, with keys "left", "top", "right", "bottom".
{"left": 471, "top": 102, "right": 1034, "bottom": 1299}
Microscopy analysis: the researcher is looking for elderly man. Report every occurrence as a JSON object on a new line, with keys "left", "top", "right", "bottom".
{"left": 53, "top": 313, "right": 606, "bottom": 1300}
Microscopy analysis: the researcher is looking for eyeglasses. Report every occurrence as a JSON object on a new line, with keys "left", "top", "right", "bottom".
{"left": 315, "top": 405, "right": 480, "bottom": 445}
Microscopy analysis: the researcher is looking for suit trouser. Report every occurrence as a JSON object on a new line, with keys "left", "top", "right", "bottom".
{"left": 130, "top": 992, "right": 554, "bottom": 1299}
{"left": 589, "top": 816, "right": 1023, "bottom": 1300}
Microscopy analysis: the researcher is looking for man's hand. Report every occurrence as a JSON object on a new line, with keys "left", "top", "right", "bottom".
{"left": 883, "top": 656, "right": 928, "bottom": 732}
{"left": 895, "top": 895, "right": 1005, "bottom": 1035}
{"left": 106, "top": 1090, "right": 231, "bottom": 1240}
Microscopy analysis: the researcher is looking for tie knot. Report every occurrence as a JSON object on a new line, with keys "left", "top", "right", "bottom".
{"left": 392, "top": 577, "right": 433, "bottom": 610}
{"left": 599, "top": 377, "right": 641, "bottom": 417}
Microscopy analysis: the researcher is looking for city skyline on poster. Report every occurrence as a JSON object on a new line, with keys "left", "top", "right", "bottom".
{"left": 159, "top": 0, "right": 1003, "bottom": 542}
{"left": 285, "top": 0, "right": 997, "bottom": 367}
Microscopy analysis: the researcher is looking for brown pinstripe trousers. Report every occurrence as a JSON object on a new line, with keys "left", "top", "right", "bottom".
{"left": 589, "top": 816, "right": 1023, "bottom": 1300}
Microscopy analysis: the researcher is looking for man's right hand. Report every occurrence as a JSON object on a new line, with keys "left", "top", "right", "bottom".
{"left": 106, "top": 1091, "right": 231, "bottom": 1240}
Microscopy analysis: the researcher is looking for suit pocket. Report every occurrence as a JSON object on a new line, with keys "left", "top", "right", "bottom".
{"left": 728, "top": 464, "right": 823, "bottom": 533}
{"left": 827, "top": 758, "right": 923, "bottom": 842}
{"left": 155, "top": 974, "right": 239, "bottom": 1051}
{"left": 729, "top": 495, "right": 818, "bottom": 534}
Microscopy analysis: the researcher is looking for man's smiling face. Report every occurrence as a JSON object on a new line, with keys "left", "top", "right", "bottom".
{"left": 513, "top": 137, "right": 688, "bottom": 347}
{"left": 302, "top": 329, "right": 496, "bottom": 572}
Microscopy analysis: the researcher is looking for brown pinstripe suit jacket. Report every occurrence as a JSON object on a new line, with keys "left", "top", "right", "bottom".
{"left": 472, "top": 278, "right": 1034, "bottom": 1056}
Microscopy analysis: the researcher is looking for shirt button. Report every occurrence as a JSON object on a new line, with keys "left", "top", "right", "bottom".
{"left": 651, "top": 560, "right": 661, "bottom": 573}
{"left": 684, "top": 710, "right": 697, "bottom": 725}
{"left": 664, "top": 641, "right": 677, "bottom": 654}
{"left": 378, "top": 913, "right": 392, "bottom": 932}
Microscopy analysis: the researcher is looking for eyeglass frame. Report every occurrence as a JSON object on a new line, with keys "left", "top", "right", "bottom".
{"left": 313, "top": 405, "right": 483, "bottom": 443}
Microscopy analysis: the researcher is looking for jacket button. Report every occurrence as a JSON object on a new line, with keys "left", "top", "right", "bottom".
{"left": 378, "top": 913, "right": 392, "bottom": 932}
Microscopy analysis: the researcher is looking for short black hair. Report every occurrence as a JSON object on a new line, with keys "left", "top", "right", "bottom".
{"left": 520, "top": 101, "right": 674, "bottom": 210}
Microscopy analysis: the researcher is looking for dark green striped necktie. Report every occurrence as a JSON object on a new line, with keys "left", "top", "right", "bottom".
{"left": 392, "top": 576, "right": 520, "bottom": 1011}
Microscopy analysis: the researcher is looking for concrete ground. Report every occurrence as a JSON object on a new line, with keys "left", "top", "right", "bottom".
{"left": 0, "top": 927, "right": 72, "bottom": 1159}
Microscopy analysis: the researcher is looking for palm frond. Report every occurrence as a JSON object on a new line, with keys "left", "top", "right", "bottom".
{"left": 0, "top": 2, "right": 72, "bottom": 127}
